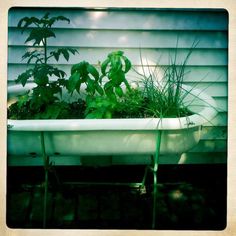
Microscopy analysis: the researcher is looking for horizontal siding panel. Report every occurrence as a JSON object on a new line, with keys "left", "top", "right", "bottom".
{"left": 203, "top": 112, "right": 227, "bottom": 127}
{"left": 126, "top": 66, "right": 228, "bottom": 83}
{"left": 201, "top": 126, "right": 227, "bottom": 140}
{"left": 184, "top": 82, "right": 227, "bottom": 97}
{"left": 8, "top": 64, "right": 228, "bottom": 83}
{"left": 8, "top": 28, "right": 228, "bottom": 49}
{"left": 177, "top": 66, "right": 227, "bottom": 82}
{"left": 8, "top": 8, "right": 228, "bottom": 31}
{"left": 8, "top": 47, "right": 228, "bottom": 66}
{"left": 213, "top": 97, "right": 227, "bottom": 111}
{"left": 189, "top": 140, "right": 227, "bottom": 153}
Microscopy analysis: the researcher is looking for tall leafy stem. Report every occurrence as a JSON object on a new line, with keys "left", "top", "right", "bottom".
{"left": 15, "top": 13, "right": 79, "bottom": 118}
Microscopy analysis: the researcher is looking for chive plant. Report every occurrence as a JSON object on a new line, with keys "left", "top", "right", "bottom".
{"left": 133, "top": 44, "right": 198, "bottom": 118}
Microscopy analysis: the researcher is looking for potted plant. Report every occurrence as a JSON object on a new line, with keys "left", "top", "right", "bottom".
{"left": 7, "top": 13, "right": 218, "bottom": 228}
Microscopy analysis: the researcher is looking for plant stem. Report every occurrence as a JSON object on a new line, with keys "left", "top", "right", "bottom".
{"left": 44, "top": 38, "right": 47, "bottom": 64}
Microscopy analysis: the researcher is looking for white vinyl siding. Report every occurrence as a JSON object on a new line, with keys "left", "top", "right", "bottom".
{"left": 8, "top": 8, "right": 228, "bottom": 165}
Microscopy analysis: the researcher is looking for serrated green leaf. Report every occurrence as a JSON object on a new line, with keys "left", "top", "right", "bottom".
{"left": 43, "top": 13, "right": 50, "bottom": 20}
{"left": 52, "top": 51, "right": 60, "bottom": 61}
{"left": 33, "top": 64, "right": 50, "bottom": 85}
{"left": 23, "top": 51, "right": 43, "bottom": 64}
{"left": 58, "top": 78, "right": 67, "bottom": 86}
{"left": 48, "top": 18, "right": 56, "bottom": 27}
{"left": 22, "top": 51, "right": 34, "bottom": 60}
{"left": 52, "top": 68, "right": 66, "bottom": 78}
{"left": 34, "top": 75, "right": 48, "bottom": 86}
{"left": 41, "top": 28, "right": 56, "bottom": 39}
{"left": 52, "top": 69, "right": 60, "bottom": 77}
{"left": 56, "top": 16, "right": 70, "bottom": 24}
{"left": 25, "top": 28, "right": 55, "bottom": 45}
{"left": 62, "top": 49, "right": 70, "bottom": 61}
{"left": 17, "top": 17, "right": 29, "bottom": 28}
{"left": 17, "top": 17, "right": 39, "bottom": 31}
{"left": 15, "top": 71, "right": 31, "bottom": 86}
{"left": 68, "top": 48, "right": 79, "bottom": 55}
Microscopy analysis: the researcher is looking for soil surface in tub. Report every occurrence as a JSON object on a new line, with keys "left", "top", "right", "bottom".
{"left": 7, "top": 164, "right": 227, "bottom": 230}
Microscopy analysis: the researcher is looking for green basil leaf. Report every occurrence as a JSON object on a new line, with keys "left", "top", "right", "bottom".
{"left": 115, "top": 86, "right": 123, "bottom": 97}
{"left": 87, "top": 64, "right": 99, "bottom": 81}
{"left": 123, "top": 56, "right": 132, "bottom": 73}
{"left": 101, "top": 58, "right": 110, "bottom": 75}
{"left": 67, "top": 72, "right": 81, "bottom": 93}
{"left": 95, "top": 84, "right": 104, "bottom": 95}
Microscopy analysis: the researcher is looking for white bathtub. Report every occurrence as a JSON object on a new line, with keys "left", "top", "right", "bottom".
{"left": 7, "top": 84, "right": 217, "bottom": 164}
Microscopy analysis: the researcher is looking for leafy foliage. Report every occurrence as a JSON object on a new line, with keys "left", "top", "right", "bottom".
{"left": 66, "top": 51, "right": 133, "bottom": 118}
{"left": 12, "top": 13, "right": 79, "bottom": 119}
{"left": 85, "top": 96, "right": 117, "bottom": 119}
{"left": 114, "top": 89, "right": 148, "bottom": 118}
{"left": 67, "top": 61, "right": 103, "bottom": 96}
{"left": 9, "top": 15, "right": 197, "bottom": 122}
{"left": 100, "top": 51, "right": 132, "bottom": 99}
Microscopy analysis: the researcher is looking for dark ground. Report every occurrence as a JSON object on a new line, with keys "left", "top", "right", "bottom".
{"left": 6, "top": 164, "right": 227, "bottom": 230}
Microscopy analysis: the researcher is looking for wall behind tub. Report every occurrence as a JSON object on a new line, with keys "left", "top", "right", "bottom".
{"left": 7, "top": 8, "right": 228, "bottom": 165}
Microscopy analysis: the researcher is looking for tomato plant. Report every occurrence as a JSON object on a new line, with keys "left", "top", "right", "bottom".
{"left": 14, "top": 13, "right": 78, "bottom": 118}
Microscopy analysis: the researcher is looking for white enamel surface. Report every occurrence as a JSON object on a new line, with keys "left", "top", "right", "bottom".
{"left": 8, "top": 127, "right": 201, "bottom": 156}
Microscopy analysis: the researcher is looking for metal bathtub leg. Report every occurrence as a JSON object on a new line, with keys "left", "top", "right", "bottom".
{"left": 40, "top": 131, "right": 50, "bottom": 229}
{"left": 152, "top": 131, "right": 162, "bottom": 229}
